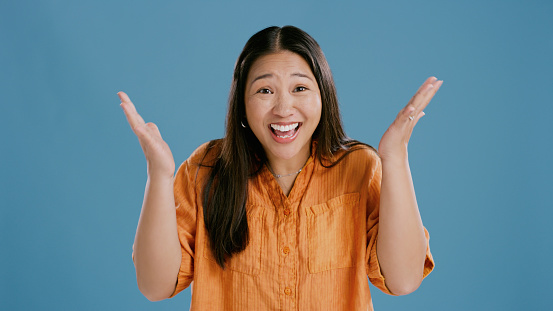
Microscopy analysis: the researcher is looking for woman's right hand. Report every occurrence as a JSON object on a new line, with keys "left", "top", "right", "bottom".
{"left": 118, "top": 92, "right": 175, "bottom": 180}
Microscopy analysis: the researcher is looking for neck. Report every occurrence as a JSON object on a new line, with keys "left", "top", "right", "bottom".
{"left": 266, "top": 148, "right": 310, "bottom": 178}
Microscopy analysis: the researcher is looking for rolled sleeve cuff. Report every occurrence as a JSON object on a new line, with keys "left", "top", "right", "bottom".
{"left": 169, "top": 247, "right": 194, "bottom": 298}
{"left": 367, "top": 227, "right": 435, "bottom": 295}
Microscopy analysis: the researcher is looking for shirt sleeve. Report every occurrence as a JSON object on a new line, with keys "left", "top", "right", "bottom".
{"left": 365, "top": 154, "right": 435, "bottom": 295}
{"left": 168, "top": 156, "right": 199, "bottom": 298}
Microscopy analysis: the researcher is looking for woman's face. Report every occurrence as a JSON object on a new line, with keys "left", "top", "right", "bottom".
{"left": 244, "top": 51, "right": 322, "bottom": 165}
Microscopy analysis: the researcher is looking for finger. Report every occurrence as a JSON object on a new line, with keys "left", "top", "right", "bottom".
{"left": 401, "top": 111, "right": 426, "bottom": 141}
{"left": 401, "top": 77, "right": 435, "bottom": 116}
{"left": 414, "top": 76, "right": 438, "bottom": 95}
{"left": 390, "top": 105, "right": 414, "bottom": 133}
{"left": 118, "top": 91, "right": 146, "bottom": 128}
{"left": 412, "top": 84, "right": 434, "bottom": 112}
{"left": 398, "top": 104, "right": 425, "bottom": 125}
{"left": 412, "top": 111, "right": 426, "bottom": 127}
{"left": 408, "top": 77, "right": 437, "bottom": 106}
{"left": 403, "top": 105, "right": 416, "bottom": 121}
{"left": 118, "top": 91, "right": 146, "bottom": 131}
{"left": 409, "top": 78, "right": 443, "bottom": 117}
{"left": 419, "top": 79, "right": 443, "bottom": 110}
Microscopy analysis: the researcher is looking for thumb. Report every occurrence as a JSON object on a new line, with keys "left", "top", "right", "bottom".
{"left": 146, "top": 122, "right": 162, "bottom": 139}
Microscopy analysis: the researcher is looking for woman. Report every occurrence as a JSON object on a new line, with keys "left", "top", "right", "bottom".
{"left": 120, "top": 25, "right": 441, "bottom": 310}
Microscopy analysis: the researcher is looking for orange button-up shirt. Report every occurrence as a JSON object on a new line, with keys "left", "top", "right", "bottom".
{"left": 170, "top": 142, "right": 434, "bottom": 310}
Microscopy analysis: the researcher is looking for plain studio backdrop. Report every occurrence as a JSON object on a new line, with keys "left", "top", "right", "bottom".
{"left": 1, "top": 0, "right": 552, "bottom": 310}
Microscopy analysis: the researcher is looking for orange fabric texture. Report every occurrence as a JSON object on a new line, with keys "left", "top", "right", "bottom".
{"left": 169, "top": 142, "right": 434, "bottom": 310}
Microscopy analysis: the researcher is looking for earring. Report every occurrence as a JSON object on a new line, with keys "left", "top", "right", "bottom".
{"left": 241, "top": 121, "right": 247, "bottom": 128}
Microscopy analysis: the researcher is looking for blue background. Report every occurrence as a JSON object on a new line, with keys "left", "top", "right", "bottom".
{"left": 1, "top": 0, "right": 552, "bottom": 310}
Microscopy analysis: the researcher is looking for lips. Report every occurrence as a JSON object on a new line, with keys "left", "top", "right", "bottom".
{"left": 269, "top": 122, "right": 301, "bottom": 142}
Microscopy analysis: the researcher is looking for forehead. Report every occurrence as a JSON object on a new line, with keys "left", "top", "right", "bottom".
{"left": 247, "top": 51, "right": 314, "bottom": 81}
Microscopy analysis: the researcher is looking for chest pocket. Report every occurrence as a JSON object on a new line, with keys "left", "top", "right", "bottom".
{"left": 306, "top": 193, "right": 359, "bottom": 273}
{"left": 203, "top": 205, "right": 264, "bottom": 276}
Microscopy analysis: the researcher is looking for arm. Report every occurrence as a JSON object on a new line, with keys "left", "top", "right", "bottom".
{"left": 376, "top": 77, "right": 442, "bottom": 295}
{"left": 119, "top": 92, "right": 182, "bottom": 301}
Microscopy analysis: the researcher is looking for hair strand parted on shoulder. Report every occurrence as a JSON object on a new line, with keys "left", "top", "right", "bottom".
{"left": 201, "top": 25, "right": 374, "bottom": 269}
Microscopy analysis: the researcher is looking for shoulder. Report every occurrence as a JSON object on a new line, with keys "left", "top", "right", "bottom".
{"left": 322, "top": 141, "right": 382, "bottom": 184}
{"left": 330, "top": 141, "right": 381, "bottom": 168}
{"left": 180, "top": 140, "right": 222, "bottom": 167}
{"left": 175, "top": 140, "right": 222, "bottom": 181}
{"left": 347, "top": 144, "right": 380, "bottom": 162}
{"left": 339, "top": 142, "right": 382, "bottom": 190}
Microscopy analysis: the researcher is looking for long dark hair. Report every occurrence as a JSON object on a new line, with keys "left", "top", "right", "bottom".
{"left": 202, "top": 25, "right": 371, "bottom": 268}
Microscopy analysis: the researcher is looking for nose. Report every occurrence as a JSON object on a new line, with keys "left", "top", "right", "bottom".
{"left": 272, "top": 92, "right": 294, "bottom": 117}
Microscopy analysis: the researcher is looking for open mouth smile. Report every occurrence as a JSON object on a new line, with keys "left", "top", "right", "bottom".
{"left": 269, "top": 122, "right": 302, "bottom": 142}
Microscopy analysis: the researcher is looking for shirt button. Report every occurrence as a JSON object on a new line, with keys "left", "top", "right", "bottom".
{"left": 282, "top": 246, "right": 290, "bottom": 255}
{"left": 283, "top": 208, "right": 291, "bottom": 216}
{"left": 284, "top": 287, "right": 292, "bottom": 296}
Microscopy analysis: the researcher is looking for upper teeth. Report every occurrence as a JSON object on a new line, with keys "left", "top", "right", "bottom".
{"left": 271, "top": 123, "right": 298, "bottom": 132}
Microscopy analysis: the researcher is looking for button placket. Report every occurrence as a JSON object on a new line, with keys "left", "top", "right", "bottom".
{"left": 278, "top": 199, "right": 297, "bottom": 305}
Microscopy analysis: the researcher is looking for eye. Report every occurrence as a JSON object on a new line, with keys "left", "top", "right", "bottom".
{"left": 294, "top": 86, "right": 307, "bottom": 92}
{"left": 257, "top": 88, "right": 272, "bottom": 94}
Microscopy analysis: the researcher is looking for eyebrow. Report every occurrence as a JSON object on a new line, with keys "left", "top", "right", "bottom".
{"left": 291, "top": 72, "right": 313, "bottom": 80}
{"left": 249, "top": 72, "right": 314, "bottom": 86}
{"left": 250, "top": 73, "right": 273, "bottom": 85}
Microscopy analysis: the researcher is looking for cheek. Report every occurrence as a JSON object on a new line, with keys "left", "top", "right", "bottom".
{"left": 306, "top": 96, "right": 322, "bottom": 122}
{"left": 244, "top": 99, "right": 257, "bottom": 119}
{"left": 245, "top": 100, "right": 266, "bottom": 129}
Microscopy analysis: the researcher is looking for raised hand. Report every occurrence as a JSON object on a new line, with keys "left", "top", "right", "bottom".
{"left": 118, "top": 92, "right": 175, "bottom": 179}
{"left": 375, "top": 77, "right": 442, "bottom": 293}
{"left": 378, "top": 77, "right": 443, "bottom": 161}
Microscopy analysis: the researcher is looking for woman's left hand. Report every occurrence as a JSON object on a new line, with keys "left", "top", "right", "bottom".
{"left": 378, "top": 76, "right": 443, "bottom": 161}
